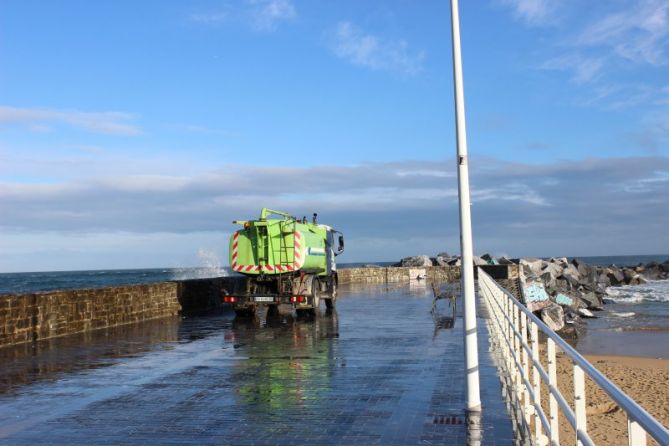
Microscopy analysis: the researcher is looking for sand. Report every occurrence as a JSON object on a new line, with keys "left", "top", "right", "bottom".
{"left": 542, "top": 353, "right": 669, "bottom": 445}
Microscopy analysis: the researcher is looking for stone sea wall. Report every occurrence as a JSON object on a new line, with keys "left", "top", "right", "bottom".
{"left": 0, "top": 265, "right": 518, "bottom": 348}
{"left": 0, "top": 283, "right": 181, "bottom": 348}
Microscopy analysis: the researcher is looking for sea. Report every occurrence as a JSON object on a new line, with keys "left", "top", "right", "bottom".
{"left": 1, "top": 255, "right": 668, "bottom": 357}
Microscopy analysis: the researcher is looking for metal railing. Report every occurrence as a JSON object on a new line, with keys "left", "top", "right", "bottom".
{"left": 478, "top": 268, "right": 669, "bottom": 446}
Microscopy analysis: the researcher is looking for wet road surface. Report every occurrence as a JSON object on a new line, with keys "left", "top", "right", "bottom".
{"left": 0, "top": 283, "right": 515, "bottom": 445}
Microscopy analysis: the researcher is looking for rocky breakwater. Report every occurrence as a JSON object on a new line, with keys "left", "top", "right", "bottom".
{"left": 518, "top": 257, "right": 669, "bottom": 339}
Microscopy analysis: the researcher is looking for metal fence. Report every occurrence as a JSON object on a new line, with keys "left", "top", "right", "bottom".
{"left": 478, "top": 268, "right": 669, "bottom": 446}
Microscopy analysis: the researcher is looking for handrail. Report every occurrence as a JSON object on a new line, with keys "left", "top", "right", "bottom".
{"left": 478, "top": 267, "right": 669, "bottom": 445}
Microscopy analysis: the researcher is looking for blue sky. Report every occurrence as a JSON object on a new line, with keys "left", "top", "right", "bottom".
{"left": 1, "top": 0, "right": 668, "bottom": 272}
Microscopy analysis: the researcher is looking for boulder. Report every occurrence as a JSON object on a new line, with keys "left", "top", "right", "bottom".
{"left": 563, "top": 264, "right": 580, "bottom": 278}
{"left": 399, "top": 255, "right": 433, "bottom": 267}
{"left": 448, "top": 258, "right": 462, "bottom": 266}
{"left": 623, "top": 268, "right": 636, "bottom": 282}
{"left": 555, "top": 293, "right": 573, "bottom": 306}
{"left": 480, "top": 253, "right": 494, "bottom": 264}
{"left": 560, "top": 312, "right": 587, "bottom": 338}
{"left": 472, "top": 256, "right": 487, "bottom": 266}
{"left": 542, "top": 262, "right": 563, "bottom": 278}
{"left": 661, "top": 262, "right": 669, "bottom": 273}
{"left": 498, "top": 256, "right": 515, "bottom": 265}
{"left": 578, "top": 308, "right": 596, "bottom": 318}
{"left": 437, "top": 251, "right": 450, "bottom": 258}
{"left": 520, "top": 258, "right": 543, "bottom": 276}
{"left": 541, "top": 271, "right": 556, "bottom": 288}
{"left": 607, "top": 269, "right": 625, "bottom": 286}
{"left": 541, "top": 304, "right": 565, "bottom": 331}
{"left": 434, "top": 256, "right": 450, "bottom": 267}
{"left": 561, "top": 272, "right": 580, "bottom": 288}
{"left": 597, "top": 273, "right": 611, "bottom": 287}
{"left": 580, "top": 292, "right": 603, "bottom": 310}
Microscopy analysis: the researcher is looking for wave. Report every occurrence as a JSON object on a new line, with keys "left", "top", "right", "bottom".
{"left": 605, "top": 280, "right": 669, "bottom": 304}
{"left": 610, "top": 311, "right": 636, "bottom": 317}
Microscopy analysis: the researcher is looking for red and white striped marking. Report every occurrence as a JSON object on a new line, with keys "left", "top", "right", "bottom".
{"left": 231, "top": 230, "right": 305, "bottom": 273}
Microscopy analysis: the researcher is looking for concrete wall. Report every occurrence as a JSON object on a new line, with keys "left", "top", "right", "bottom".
{"left": 0, "top": 264, "right": 518, "bottom": 348}
{"left": 336, "top": 264, "right": 518, "bottom": 284}
{"left": 337, "top": 266, "right": 461, "bottom": 284}
{"left": 0, "top": 283, "right": 180, "bottom": 348}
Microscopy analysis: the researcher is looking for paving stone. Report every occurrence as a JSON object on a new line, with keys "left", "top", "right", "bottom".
{"left": 0, "top": 284, "right": 515, "bottom": 445}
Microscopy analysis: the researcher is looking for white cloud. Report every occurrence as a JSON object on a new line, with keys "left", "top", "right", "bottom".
{"left": 0, "top": 105, "right": 142, "bottom": 136}
{"left": 540, "top": 54, "right": 606, "bottom": 84}
{"left": 190, "top": 0, "right": 295, "bottom": 32}
{"left": 499, "top": 0, "right": 560, "bottom": 25}
{"left": 330, "top": 21, "right": 425, "bottom": 75}
{"left": 1, "top": 156, "right": 668, "bottom": 269}
{"left": 577, "top": 0, "right": 669, "bottom": 65}
{"left": 248, "top": 0, "right": 296, "bottom": 31}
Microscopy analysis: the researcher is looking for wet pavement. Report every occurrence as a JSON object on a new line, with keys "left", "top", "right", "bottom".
{"left": 0, "top": 282, "right": 515, "bottom": 445}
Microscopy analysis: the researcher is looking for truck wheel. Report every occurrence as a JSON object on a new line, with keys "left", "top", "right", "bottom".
{"left": 311, "top": 278, "right": 321, "bottom": 314}
{"left": 325, "top": 276, "right": 337, "bottom": 309}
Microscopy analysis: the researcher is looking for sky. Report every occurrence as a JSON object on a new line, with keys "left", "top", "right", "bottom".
{"left": 0, "top": 0, "right": 668, "bottom": 272}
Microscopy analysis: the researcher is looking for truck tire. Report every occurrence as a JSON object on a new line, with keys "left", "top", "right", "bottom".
{"left": 311, "top": 278, "right": 321, "bottom": 314}
{"left": 325, "top": 274, "right": 337, "bottom": 309}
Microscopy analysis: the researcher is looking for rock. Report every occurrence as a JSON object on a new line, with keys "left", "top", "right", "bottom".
{"left": 563, "top": 264, "right": 580, "bottom": 278}
{"left": 541, "top": 271, "right": 556, "bottom": 288}
{"left": 498, "top": 256, "right": 515, "bottom": 265}
{"left": 560, "top": 312, "right": 587, "bottom": 338}
{"left": 520, "top": 258, "right": 543, "bottom": 276}
{"left": 434, "top": 256, "right": 450, "bottom": 267}
{"left": 472, "top": 256, "right": 487, "bottom": 266}
{"left": 607, "top": 269, "right": 625, "bottom": 286}
{"left": 561, "top": 272, "right": 580, "bottom": 288}
{"left": 623, "top": 268, "right": 636, "bottom": 282}
{"left": 437, "top": 252, "right": 450, "bottom": 258}
{"left": 448, "top": 258, "right": 462, "bottom": 266}
{"left": 661, "top": 262, "right": 669, "bottom": 273}
{"left": 597, "top": 273, "right": 611, "bottom": 287}
{"left": 542, "top": 262, "right": 563, "bottom": 278}
{"left": 481, "top": 253, "right": 493, "bottom": 262}
{"left": 555, "top": 293, "right": 573, "bottom": 306}
{"left": 578, "top": 308, "right": 596, "bottom": 318}
{"left": 528, "top": 299, "right": 553, "bottom": 312}
{"left": 399, "top": 255, "right": 433, "bottom": 267}
{"left": 580, "top": 292, "right": 603, "bottom": 310}
{"left": 541, "top": 304, "right": 565, "bottom": 331}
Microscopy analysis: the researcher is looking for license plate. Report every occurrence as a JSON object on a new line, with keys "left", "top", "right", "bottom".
{"left": 254, "top": 296, "right": 275, "bottom": 303}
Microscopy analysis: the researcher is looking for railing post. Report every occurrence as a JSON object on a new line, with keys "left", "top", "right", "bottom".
{"left": 531, "top": 322, "right": 545, "bottom": 443}
{"left": 547, "top": 338, "right": 559, "bottom": 445}
{"left": 520, "top": 312, "right": 531, "bottom": 426}
{"left": 628, "top": 418, "right": 647, "bottom": 446}
{"left": 574, "top": 364, "right": 587, "bottom": 445}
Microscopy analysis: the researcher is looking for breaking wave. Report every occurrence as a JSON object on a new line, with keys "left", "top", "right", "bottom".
{"left": 605, "top": 281, "right": 669, "bottom": 304}
{"left": 171, "top": 249, "right": 228, "bottom": 280}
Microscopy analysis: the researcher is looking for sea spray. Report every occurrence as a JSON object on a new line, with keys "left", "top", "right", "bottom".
{"left": 170, "top": 249, "right": 228, "bottom": 280}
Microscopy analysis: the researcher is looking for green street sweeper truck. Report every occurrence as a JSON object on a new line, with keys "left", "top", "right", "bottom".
{"left": 224, "top": 208, "right": 345, "bottom": 315}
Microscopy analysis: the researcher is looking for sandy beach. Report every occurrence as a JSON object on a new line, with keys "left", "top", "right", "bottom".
{"left": 549, "top": 353, "right": 669, "bottom": 445}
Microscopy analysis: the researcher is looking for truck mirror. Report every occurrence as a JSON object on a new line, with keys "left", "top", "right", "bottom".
{"left": 338, "top": 235, "right": 345, "bottom": 253}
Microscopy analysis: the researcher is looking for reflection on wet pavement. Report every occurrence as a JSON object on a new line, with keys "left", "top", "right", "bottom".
{"left": 0, "top": 284, "right": 514, "bottom": 445}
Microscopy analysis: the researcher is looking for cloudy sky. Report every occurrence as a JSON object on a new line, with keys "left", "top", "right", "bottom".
{"left": 1, "top": 0, "right": 668, "bottom": 272}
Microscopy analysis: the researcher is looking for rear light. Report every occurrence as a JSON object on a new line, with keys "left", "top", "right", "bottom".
{"left": 223, "top": 296, "right": 238, "bottom": 303}
{"left": 290, "top": 295, "right": 306, "bottom": 303}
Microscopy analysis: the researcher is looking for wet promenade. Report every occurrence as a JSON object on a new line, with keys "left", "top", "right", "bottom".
{"left": 0, "top": 283, "right": 515, "bottom": 445}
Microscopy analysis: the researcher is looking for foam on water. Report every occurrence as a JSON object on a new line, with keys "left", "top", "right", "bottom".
{"left": 606, "top": 280, "right": 669, "bottom": 304}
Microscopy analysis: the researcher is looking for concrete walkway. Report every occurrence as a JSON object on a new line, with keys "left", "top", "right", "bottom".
{"left": 0, "top": 282, "right": 515, "bottom": 445}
